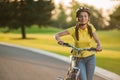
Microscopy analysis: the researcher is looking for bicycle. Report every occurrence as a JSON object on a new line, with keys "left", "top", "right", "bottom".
{"left": 57, "top": 43, "right": 96, "bottom": 80}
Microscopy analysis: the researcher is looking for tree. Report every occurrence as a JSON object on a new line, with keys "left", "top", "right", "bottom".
{"left": 89, "top": 6, "right": 105, "bottom": 30}
{"left": 0, "top": 0, "right": 54, "bottom": 39}
{"left": 0, "top": 1, "right": 11, "bottom": 28}
{"left": 67, "top": 1, "right": 80, "bottom": 28}
{"left": 108, "top": 5, "right": 120, "bottom": 29}
{"left": 51, "top": 3, "right": 68, "bottom": 29}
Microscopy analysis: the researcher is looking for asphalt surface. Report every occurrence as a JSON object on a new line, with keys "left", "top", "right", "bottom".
{"left": 0, "top": 44, "right": 106, "bottom": 80}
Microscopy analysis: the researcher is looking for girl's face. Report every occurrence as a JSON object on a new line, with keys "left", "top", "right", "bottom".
{"left": 78, "top": 12, "right": 89, "bottom": 25}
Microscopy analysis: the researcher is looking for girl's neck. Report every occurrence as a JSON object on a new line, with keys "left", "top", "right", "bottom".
{"left": 79, "top": 24, "right": 87, "bottom": 30}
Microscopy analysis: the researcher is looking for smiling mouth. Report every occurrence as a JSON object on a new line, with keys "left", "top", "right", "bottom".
{"left": 81, "top": 21, "right": 86, "bottom": 23}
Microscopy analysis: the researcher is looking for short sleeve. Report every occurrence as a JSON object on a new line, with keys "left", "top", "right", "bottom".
{"left": 67, "top": 27, "right": 75, "bottom": 36}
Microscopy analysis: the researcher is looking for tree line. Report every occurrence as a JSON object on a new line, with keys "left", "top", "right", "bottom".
{"left": 0, "top": 0, "right": 119, "bottom": 39}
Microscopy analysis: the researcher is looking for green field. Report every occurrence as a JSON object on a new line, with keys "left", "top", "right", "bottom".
{"left": 0, "top": 26, "right": 120, "bottom": 75}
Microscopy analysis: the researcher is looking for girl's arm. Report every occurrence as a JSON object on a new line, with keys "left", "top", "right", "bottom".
{"left": 92, "top": 32, "right": 102, "bottom": 51}
{"left": 55, "top": 30, "right": 69, "bottom": 45}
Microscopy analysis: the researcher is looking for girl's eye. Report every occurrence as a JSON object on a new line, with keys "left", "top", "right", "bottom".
{"left": 78, "top": 15, "right": 87, "bottom": 18}
{"left": 78, "top": 16, "right": 82, "bottom": 18}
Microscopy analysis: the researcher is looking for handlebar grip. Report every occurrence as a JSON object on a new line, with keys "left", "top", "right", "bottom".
{"left": 89, "top": 47, "right": 97, "bottom": 51}
{"left": 63, "top": 43, "right": 68, "bottom": 45}
{"left": 63, "top": 43, "right": 71, "bottom": 47}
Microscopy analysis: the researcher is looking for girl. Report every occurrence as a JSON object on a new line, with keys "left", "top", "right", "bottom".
{"left": 55, "top": 7, "right": 102, "bottom": 80}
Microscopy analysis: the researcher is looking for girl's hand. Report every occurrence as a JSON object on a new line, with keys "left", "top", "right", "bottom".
{"left": 58, "top": 40, "right": 64, "bottom": 45}
{"left": 96, "top": 45, "right": 102, "bottom": 52}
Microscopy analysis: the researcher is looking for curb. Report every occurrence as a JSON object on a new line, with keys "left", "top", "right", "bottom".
{"left": 0, "top": 42, "right": 120, "bottom": 80}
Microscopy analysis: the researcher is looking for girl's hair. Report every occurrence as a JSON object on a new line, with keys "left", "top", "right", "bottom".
{"left": 75, "top": 24, "right": 93, "bottom": 41}
{"left": 75, "top": 7, "right": 92, "bottom": 41}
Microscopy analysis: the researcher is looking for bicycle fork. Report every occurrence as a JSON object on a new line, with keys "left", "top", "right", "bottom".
{"left": 66, "top": 56, "right": 80, "bottom": 80}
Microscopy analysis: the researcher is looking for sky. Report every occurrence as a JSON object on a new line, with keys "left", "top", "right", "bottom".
{"left": 54, "top": 0, "right": 120, "bottom": 16}
{"left": 77, "top": 0, "right": 119, "bottom": 10}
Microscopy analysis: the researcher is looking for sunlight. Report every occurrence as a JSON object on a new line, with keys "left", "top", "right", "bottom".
{"left": 77, "top": 0, "right": 119, "bottom": 9}
{"left": 53, "top": 0, "right": 120, "bottom": 16}
{"left": 54, "top": 0, "right": 72, "bottom": 6}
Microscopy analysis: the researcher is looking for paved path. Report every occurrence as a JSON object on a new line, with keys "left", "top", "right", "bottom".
{"left": 0, "top": 43, "right": 106, "bottom": 80}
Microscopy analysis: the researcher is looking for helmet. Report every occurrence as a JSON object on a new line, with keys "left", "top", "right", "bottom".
{"left": 76, "top": 7, "right": 91, "bottom": 17}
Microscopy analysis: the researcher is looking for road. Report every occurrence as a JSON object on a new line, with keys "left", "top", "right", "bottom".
{"left": 0, "top": 44, "right": 106, "bottom": 80}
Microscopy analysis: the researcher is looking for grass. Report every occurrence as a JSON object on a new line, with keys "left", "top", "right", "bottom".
{"left": 0, "top": 26, "right": 120, "bottom": 75}
{"left": 97, "top": 30, "right": 120, "bottom": 51}
{"left": 0, "top": 25, "right": 61, "bottom": 34}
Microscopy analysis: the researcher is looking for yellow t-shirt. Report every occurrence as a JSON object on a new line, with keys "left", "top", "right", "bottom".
{"left": 67, "top": 24, "right": 96, "bottom": 57}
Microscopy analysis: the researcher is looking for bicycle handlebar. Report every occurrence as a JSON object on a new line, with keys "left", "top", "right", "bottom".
{"left": 62, "top": 43, "right": 97, "bottom": 51}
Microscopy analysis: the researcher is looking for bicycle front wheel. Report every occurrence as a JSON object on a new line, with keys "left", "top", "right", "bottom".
{"left": 70, "top": 73, "right": 76, "bottom": 80}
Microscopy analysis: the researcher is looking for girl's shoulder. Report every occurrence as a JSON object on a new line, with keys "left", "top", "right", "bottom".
{"left": 67, "top": 26, "right": 76, "bottom": 35}
{"left": 68, "top": 26, "right": 76, "bottom": 30}
{"left": 88, "top": 23, "right": 96, "bottom": 32}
